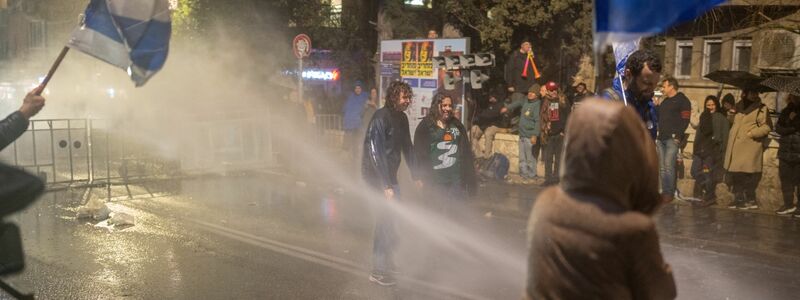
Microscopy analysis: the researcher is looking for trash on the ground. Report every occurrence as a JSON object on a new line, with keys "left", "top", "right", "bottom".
{"left": 93, "top": 220, "right": 114, "bottom": 231}
{"left": 334, "top": 187, "right": 345, "bottom": 194}
{"left": 295, "top": 181, "right": 307, "bottom": 187}
{"left": 109, "top": 212, "right": 135, "bottom": 226}
{"left": 76, "top": 198, "right": 111, "bottom": 220}
{"left": 484, "top": 211, "right": 493, "bottom": 218}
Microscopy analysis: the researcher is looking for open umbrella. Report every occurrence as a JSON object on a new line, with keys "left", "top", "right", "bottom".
{"left": 760, "top": 76, "right": 800, "bottom": 96}
{"left": 704, "top": 70, "right": 775, "bottom": 93}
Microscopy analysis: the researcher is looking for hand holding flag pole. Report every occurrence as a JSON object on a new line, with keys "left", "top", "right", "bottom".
{"left": 36, "top": 47, "right": 70, "bottom": 95}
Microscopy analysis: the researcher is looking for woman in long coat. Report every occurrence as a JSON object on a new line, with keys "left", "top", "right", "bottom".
{"left": 723, "top": 89, "right": 772, "bottom": 210}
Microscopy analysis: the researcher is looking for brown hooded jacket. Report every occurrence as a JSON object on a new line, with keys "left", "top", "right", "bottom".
{"left": 526, "top": 99, "right": 676, "bottom": 300}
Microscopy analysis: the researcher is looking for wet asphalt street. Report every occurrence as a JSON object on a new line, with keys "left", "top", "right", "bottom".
{"left": 2, "top": 172, "right": 800, "bottom": 299}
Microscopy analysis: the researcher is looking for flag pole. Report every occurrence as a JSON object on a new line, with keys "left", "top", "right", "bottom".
{"left": 36, "top": 46, "right": 70, "bottom": 95}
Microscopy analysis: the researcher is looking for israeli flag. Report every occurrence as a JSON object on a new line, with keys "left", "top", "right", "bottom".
{"left": 594, "top": 0, "right": 724, "bottom": 50}
{"left": 68, "top": 0, "right": 171, "bottom": 87}
{"left": 611, "top": 39, "right": 639, "bottom": 105}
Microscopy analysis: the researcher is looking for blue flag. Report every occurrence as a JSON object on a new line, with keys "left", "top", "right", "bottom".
{"left": 611, "top": 39, "right": 640, "bottom": 105}
{"left": 594, "top": 0, "right": 724, "bottom": 50}
{"left": 68, "top": 0, "right": 172, "bottom": 87}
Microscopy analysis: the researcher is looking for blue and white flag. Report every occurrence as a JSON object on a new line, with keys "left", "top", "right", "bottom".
{"left": 594, "top": 0, "right": 724, "bottom": 50}
{"left": 611, "top": 39, "right": 639, "bottom": 105}
{"left": 68, "top": 0, "right": 171, "bottom": 87}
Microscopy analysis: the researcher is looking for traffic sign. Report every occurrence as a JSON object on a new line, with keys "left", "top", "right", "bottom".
{"left": 292, "top": 34, "right": 311, "bottom": 59}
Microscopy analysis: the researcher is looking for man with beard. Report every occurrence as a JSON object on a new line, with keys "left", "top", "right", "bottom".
{"left": 362, "top": 81, "right": 415, "bottom": 286}
{"left": 570, "top": 82, "right": 591, "bottom": 111}
{"left": 602, "top": 50, "right": 663, "bottom": 140}
{"left": 414, "top": 93, "right": 477, "bottom": 210}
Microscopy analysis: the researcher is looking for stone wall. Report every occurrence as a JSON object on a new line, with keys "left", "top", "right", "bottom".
{"left": 677, "top": 140, "right": 782, "bottom": 210}
{"left": 476, "top": 132, "right": 546, "bottom": 176}
{"left": 479, "top": 133, "right": 785, "bottom": 210}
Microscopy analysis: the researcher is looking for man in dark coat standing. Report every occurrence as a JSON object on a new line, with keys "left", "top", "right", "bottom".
{"left": 526, "top": 99, "right": 676, "bottom": 300}
{"left": 362, "top": 81, "right": 415, "bottom": 287}
{"left": 505, "top": 39, "right": 539, "bottom": 104}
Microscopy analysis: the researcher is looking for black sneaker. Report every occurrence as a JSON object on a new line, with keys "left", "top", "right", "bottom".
{"left": 727, "top": 202, "right": 740, "bottom": 209}
{"left": 369, "top": 273, "right": 396, "bottom": 286}
{"left": 776, "top": 205, "right": 796, "bottom": 215}
{"left": 735, "top": 202, "right": 749, "bottom": 210}
{"left": 793, "top": 210, "right": 800, "bottom": 218}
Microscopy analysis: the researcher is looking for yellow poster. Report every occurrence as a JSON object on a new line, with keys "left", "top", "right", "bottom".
{"left": 401, "top": 42, "right": 418, "bottom": 77}
{"left": 400, "top": 41, "right": 435, "bottom": 78}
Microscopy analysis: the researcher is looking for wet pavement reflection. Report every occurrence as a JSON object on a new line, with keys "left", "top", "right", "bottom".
{"left": 2, "top": 173, "right": 799, "bottom": 299}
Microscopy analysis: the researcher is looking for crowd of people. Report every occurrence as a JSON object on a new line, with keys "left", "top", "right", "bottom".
{"left": 342, "top": 38, "right": 798, "bottom": 293}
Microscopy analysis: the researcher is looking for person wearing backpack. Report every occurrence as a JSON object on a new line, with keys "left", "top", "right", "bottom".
{"left": 723, "top": 89, "right": 772, "bottom": 210}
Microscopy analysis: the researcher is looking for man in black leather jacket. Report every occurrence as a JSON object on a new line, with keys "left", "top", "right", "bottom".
{"left": 361, "top": 81, "right": 415, "bottom": 286}
{"left": 1, "top": 87, "right": 45, "bottom": 150}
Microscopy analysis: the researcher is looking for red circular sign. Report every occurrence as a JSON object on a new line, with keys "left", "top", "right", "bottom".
{"left": 292, "top": 34, "right": 312, "bottom": 59}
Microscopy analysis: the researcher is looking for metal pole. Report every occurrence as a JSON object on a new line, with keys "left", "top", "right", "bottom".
{"left": 48, "top": 120, "right": 54, "bottom": 184}
{"left": 31, "top": 121, "right": 38, "bottom": 174}
{"left": 298, "top": 58, "right": 304, "bottom": 104}
{"left": 86, "top": 118, "right": 92, "bottom": 183}
{"left": 67, "top": 120, "right": 74, "bottom": 181}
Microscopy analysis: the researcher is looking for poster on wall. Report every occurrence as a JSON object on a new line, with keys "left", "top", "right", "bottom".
{"left": 380, "top": 38, "right": 469, "bottom": 138}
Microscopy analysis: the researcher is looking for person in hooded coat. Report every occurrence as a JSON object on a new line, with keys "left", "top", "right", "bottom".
{"left": 526, "top": 99, "right": 676, "bottom": 300}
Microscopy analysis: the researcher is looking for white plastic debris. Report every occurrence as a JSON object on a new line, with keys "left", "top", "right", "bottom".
{"left": 484, "top": 211, "right": 493, "bottom": 218}
{"left": 108, "top": 212, "right": 135, "bottom": 226}
{"left": 76, "top": 198, "right": 111, "bottom": 221}
{"left": 295, "top": 181, "right": 307, "bottom": 187}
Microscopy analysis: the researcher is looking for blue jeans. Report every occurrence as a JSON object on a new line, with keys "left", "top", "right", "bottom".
{"left": 656, "top": 139, "right": 678, "bottom": 196}
{"left": 372, "top": 184, "right": 398, "bottom": 274}
{"left": 519, "top": 136, "right": 538, "bottom": 178}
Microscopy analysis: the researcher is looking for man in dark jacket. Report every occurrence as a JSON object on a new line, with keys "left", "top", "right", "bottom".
{"left": 1, "top": 87, "right": 45, "bottom": 150}
{"left": 505, "top": 40, "right": 538, "bottom": 104}
{"left": 0, "top": 87, "right": 46, "bottom": 219}
{"left": 414, "top": 93, "right": 477, "bottom": 209}
{"left": 470, "top": 89, "right": 508, "bottom": 159}
{"left": 656, "top": 77, "right": 692, "bottom": 203}
{"left": 776, "top": 94, "right": 800, "bottom": 216}
{"left": 362, "top": 81, "right": 415, "bottom": 286}
{"left": 526, "top": 99, "right": 676, "bottom": 300}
